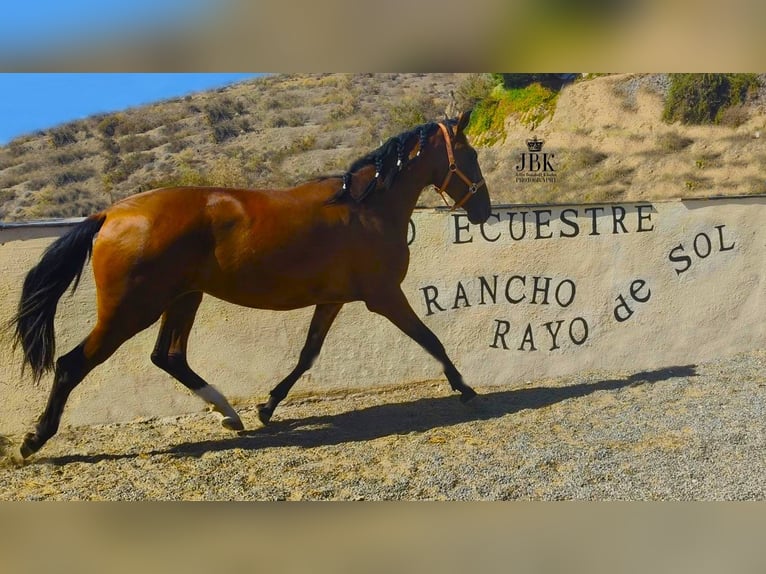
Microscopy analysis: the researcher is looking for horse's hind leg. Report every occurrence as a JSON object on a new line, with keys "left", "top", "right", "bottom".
{"left": 256, "top": 303, "right": 343, "bottom": 425}
{"left": 366, "top": 288, "right": 477, "bottom": 402}
{"left": 150, "top": 291, "right": 243, "bottom": 431}
{"left": 18, "top": 343, "right": 89, "bottom": 459}
{"left": 19, "top": 318, "right": 137, "bottom": 459}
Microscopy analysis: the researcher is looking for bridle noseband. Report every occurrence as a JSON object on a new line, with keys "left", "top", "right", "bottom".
{"left": 434, "top": 122, "right": 486, "bottom": 211}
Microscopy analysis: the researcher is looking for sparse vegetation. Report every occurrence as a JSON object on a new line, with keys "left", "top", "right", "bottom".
{"left": 119, "top": 134, "right": 156, "bottom": 153}
{"left": 110, "top": 111, "right": 169, "bottom": 136}
{"left": 267, "top": 110, "right": 309, "bottom": 129}
{"left": 1, "top": 73, "right": 765, "bottom": 221}
{"left": 453, "top": 74, "right": 497, "bottom": 113}
{"left": 210, "top": 121, "right": 240, "bottom": 144}
{"left": 467, "top": 81, "right": 560, "bottom": 144}
{"left": 165, "top": 139, "right": 190, "bottom": 153}
{"left": 716, "top": 104, "right": 751, "bottom": 128}
{"left": 383, "top": 95, "right": 443, "bottom": 139}
{"left": 53, "top": 150, "right": 87, "bottom": 165}
{"left": 662, "top": 74, "right": 759, "bottom": 125}
{"left": 141, "top": 153, "right": 250, "bottom": 191}
{"left": 494, "top": 74, "right": 577, "bottom": 90}
{"left": 592, "top": 165, "right": 634, "bottom": 186}
{"left": 100, "top": 137, "right": 120, "bottom": 155}
{"left": 54, "top": 168, "right": 94, "bottom": 186}
{"left": 657, "top": 131, "right": 694, "bottom": 152}
{"left": 48, "top": 126, "right": 78, "bottom": 148}
{"left": 204, "top": 98, "right": 245, "bottom": 125}
{"left": 684, "top": 174, "right": 709, "bottom": 192}
{"left": 97, "top": 116, "right": 120, "bottom": 137}
{"left": 693, "top": 151, "right": 723, "bottom": 170}
{"left": 566, "top": 147, "right": 608, "bottom": 170}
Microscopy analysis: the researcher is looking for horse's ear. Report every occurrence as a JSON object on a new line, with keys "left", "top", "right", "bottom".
{"left": 456, "top": 110, "right": 472, "bottom": 133}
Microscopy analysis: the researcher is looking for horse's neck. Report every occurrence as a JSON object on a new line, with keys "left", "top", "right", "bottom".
{"left": 372, "top": 161, "right": 435, "bottom": 227}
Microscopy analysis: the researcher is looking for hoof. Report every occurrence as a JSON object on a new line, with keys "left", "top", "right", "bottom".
{"left": 459, "top": 387, "right": 478, "bottom": 403}
{"left": 256, "top": 403, "right": 273, "bottom": 426}
{"left": 17, "top": 434, "right": 40, "bottom": 461}
{"left": 221, "top": 416, "right": 244, "bottom": 431}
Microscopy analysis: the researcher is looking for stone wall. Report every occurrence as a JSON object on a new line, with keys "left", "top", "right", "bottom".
{"left": 1, "top": 197, "right": 764, "bottom": 433}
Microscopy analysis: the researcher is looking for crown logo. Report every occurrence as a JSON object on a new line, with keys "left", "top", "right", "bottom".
{"left": 525, "top": 136, "right": 544, "bottom": 152}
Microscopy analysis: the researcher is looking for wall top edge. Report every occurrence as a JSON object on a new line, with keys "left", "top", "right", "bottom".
{"left": 2, "top": 194, "right": 765, "bottom": 230}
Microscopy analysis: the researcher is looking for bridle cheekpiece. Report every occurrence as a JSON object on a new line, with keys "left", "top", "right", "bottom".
{"left": 434, "top": 122, "right": 485, "bottom": 211}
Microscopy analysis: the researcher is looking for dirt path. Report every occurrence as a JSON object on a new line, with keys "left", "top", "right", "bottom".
{"left": 1, "top": 349, "right": 764, "bottom": 500}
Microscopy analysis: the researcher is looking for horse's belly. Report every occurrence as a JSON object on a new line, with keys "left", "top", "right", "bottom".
{"left": 201, "top": 268, "right": 355, "bottom": 310}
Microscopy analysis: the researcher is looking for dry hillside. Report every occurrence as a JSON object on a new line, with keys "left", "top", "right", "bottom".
{"left": 1, "top": 73, "right": 764, "bottom": 221}
{"left": 496, "top": 73, "right": 766, "bottom": 204}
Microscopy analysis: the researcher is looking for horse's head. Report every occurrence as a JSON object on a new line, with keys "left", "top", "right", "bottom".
{"left": 434, "top": 111, "right": 491, "bottom": 224}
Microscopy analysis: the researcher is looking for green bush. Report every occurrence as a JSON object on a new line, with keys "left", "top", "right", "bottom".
{"left": 467, "top": 82, "right": 559, "bottom": 144}
{"left": 662, "top": 74, "right": 759, "bottom": 125}
{"left": 495, "top": 74, "right": 576, "bottom": 90}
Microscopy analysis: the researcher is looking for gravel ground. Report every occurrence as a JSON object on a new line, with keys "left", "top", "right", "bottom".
{"left": 1, "top": 349, "right": 764, "bottom": 500}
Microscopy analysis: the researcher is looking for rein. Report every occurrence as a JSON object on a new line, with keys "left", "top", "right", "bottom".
{"left": 434, "top": 122, "right": 485, "bottom": 211}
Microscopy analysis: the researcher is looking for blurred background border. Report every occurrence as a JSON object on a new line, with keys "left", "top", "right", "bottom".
{"left": 1, "top": 0, "right": 764, "bottom": 71}
{"left": 1, "top": 1, "right": 764, "bottom": 572}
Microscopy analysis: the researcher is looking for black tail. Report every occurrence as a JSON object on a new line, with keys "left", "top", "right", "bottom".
{"left": 10, "top": 214, "right": 106, "bottom": 382}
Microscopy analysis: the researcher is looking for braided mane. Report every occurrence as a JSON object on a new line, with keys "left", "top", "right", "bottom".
{"left": 326, "top": 119, "right": 456, "bottom": 204}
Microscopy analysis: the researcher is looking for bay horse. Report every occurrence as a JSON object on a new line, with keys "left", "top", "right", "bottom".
{"left": 10, "top": 111, "right": 490, "bottom": 460}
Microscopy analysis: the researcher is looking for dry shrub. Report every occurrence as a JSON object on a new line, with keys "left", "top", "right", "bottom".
{"left": 566, "top": 146, "right": 608, "bottom": 169}
{"left": 717, "top": 104, "right": 750, "bottom": 128}
{"left": 210, "top": 121, "right": 240, "bottom": 144}
{"left": 657, "top": 131, "right": 693, "bottom": 152}
{"left": 120, "top": 134, "right": 156, "bottom": 153}
{"left": 48, "top": 126, "right": 77, "bottom": 148}
{"left": 454, "top": 74, "right": 498, "bottom": 112}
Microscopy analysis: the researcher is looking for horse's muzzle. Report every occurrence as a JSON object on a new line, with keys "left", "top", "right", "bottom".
{"left": 467, "top": 202, "right": 492, "bottom": 224}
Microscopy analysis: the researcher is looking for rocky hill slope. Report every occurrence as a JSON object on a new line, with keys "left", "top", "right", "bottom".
{"left": 493, "top": 73, "right": 766, "bottom": 205}
{"left": 1, "top": 73, "right": 764, "bottom": 221}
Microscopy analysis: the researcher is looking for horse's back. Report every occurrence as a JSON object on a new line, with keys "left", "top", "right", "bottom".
{"left": 91, "top": 184, "right": 363, "bottom": 310}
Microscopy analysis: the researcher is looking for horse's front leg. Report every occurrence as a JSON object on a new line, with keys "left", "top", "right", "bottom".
{"left": 365, "top": 288, "right": 477, "bottom": 402}
{"left": 257, "top": 303, "right": 344, "bottom": 425}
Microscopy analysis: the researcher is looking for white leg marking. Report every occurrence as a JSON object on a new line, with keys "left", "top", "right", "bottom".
{"left": 194, "top": 385, "right": 243, "bottom": 430}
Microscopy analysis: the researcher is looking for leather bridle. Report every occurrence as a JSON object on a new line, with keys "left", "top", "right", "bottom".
{"left": 434, "top": 122, "right": 486, "bottom": 211}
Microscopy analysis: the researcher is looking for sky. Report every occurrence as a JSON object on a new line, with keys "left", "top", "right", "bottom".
{"left": 0, "top": 0, "right": 215, "bottom": 54}
{"left": 0, "top": 74, "right": 264, "bottom": 145}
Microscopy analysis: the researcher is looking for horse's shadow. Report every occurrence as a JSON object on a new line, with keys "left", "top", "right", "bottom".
{"left": 45, "top": 365, "right": 697, "bottom": 466}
